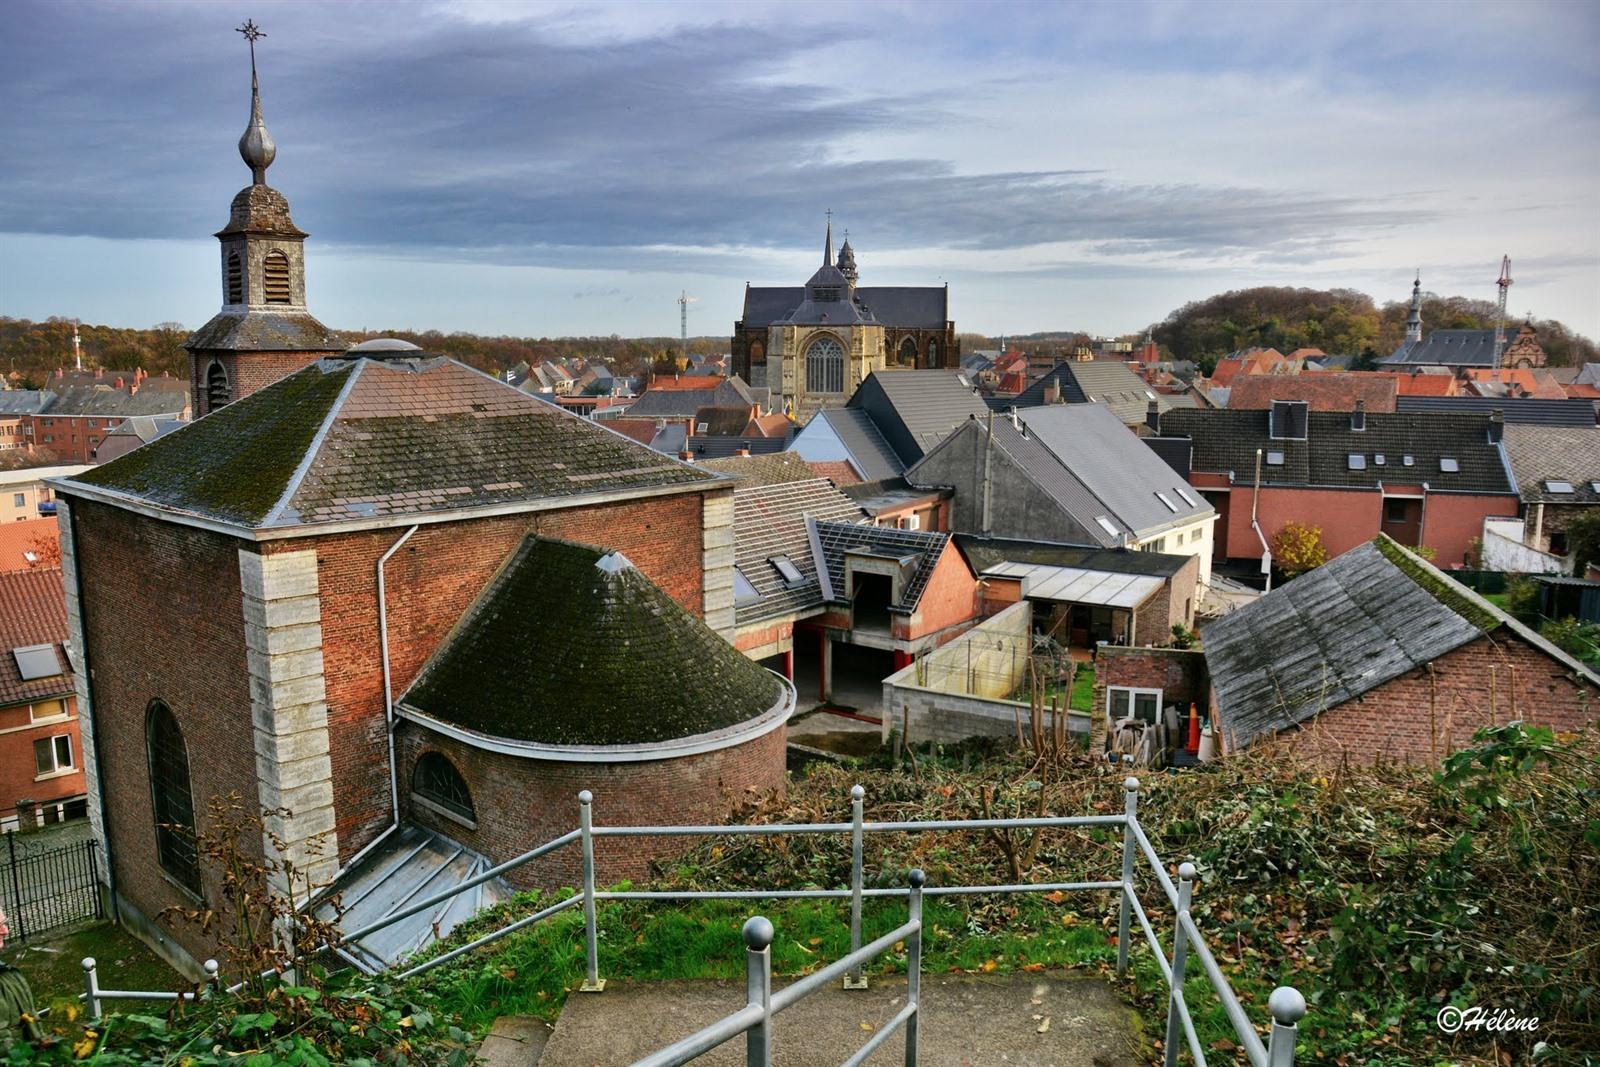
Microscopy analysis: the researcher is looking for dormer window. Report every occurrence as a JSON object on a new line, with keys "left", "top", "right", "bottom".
{"left": 1268, "top": 400, "right": 1308, "bottom": 441}
{"left": 263, "top": 250, "right": 292, "bottom": 304}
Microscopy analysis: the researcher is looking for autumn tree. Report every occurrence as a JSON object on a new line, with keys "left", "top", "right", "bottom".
{"left": 1271, "top": 521, "right": 1328, "bottom": 579}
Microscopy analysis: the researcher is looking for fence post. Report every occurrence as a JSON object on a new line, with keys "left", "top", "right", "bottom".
{"left": 81, "top": 957, "right": 100, "bottom": 1022}
{"left": 1117, "top": 776, "right": 1138, "bottom": 977}
{"left": 578, "top": 790, "right": 604, "bottom": 992}
{"left": 743, "top": 917, "right": 774, "bottom": 1067}
{"left": 7, "top": 833, "right": 23, "bottom": 943}
{"left": 1266, "top": 986, "right": 1306, "bottom": 1067}
{"left": 1162, "top": 862, "right": 1196, "bottom": 1067}
{"left": 845, "top": 784, "right": 867, "bottom": 989}
{"left": 88, "top": 840, "right": 103, "bottom": 920}
{"left": 202, "top": 959, "right": 220, "bottom": 1000}
{"left": 905, "top": 869, "right": 925, "bottom": 1067}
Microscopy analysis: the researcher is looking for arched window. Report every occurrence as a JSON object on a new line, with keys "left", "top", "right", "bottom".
{"left": 749, "top": 340, "right": 764, "bottom": 362}
{"left": 146, "top": 700, "right": 201, "bottom": 895}
{"left": 262, "top": 251, "right": 292, "bottom": 305}
{"left": 412, "top": 752, "right": 475, "bottom": 824}
{"left": 206, "top": 361, "right": 230, "bottom": 412}
{"left": 926, "top": 340, "right": 938, "bottom": 367}
{"left": 897, "top": 337, "right": 918, "bottom": 367}
{"left": 225, "top": 251, "right": 243, "bottom": 305}
{"left": 805, "top": 336, "right": 845, "bottom": 394}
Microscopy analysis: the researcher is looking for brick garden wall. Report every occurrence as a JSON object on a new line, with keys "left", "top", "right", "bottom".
{"left": 1091, "top": 646, "right": 1209, "bottom": 750}
{"left": 395, "top": 721, "right": 788, "bottom": 889}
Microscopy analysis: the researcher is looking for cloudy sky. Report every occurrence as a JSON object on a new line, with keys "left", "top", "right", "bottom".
{"left": 3, "top": 0, "right": 1597, "bottom": 341}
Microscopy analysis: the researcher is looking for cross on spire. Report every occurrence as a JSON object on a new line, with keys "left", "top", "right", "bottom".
{"left": 236, "top": 19, "right": 276, "bottom": 185}
{"left": 238, "top": 19, "right": 265, "bottom": 80}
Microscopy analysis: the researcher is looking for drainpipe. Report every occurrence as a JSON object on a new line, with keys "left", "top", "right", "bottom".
{"left": 1251, "top": 448, "right": 1272, "bottom": 593}
{"left": 981, "top": 409, "right": 994, "bottom": 535}
{"left": 63, "top": 502, "right": 118, "bottom": 920}
{"left": 340, "top": 524, "right": 418, "bottom": 875}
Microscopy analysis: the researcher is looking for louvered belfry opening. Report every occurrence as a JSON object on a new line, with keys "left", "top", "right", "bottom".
{"left": 206, "top": 360, "right": 230, "bottom": 411}
{"left": 263, "top": 250, "right": 292, "bottom": 304}
{"left": 226, "top": 251, "right": 243, "bottom": 304}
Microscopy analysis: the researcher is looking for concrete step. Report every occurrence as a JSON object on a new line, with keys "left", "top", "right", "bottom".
{"left": 476, "top": 1015, "right": 553, "bottom": 1067}
{"left": 533, "top": 970, "right": 1146, "bottom": 1066}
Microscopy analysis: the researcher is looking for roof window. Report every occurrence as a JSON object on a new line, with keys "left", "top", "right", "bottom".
{"left": 1174, "top": 486, "right": 1198, "bottom": 507}
{"left": 1154, "top": 491, "right": 1178, "bottom": 513}
{"left": 12, "top": 644, "right": 60, "bottom": 681}
{"left": 1403, "top": 454, "right": 1415, "bottom": 467}
{"left": 1440, "top": 457, "right": 1459, "bottom": 473}
{"left": 1268, "top": 400, "right": 1309, "bottom": 441}
{"left": 1265, "top": 450, "right": 1284, "bottom": 466}
{"left": 1591, "top": 481, "right": 1600, "bottom": 494}
{"left": 1348, "top": 454, "right": 1367, "bottom": 470}
{"left": 769, "top": 555, "right": 806, "bottom": 587}
{"left": 1095, "top": 516, "right": 1121, "bottom": 538}
{"left": 1545, "top": 479, "right": 1574, "bottom": 494}
{"left": 1373, "top": 454, "right": 1385, "bottom": 466}
{"left": 733, "top": 567, "right": 762, "bottom": 605}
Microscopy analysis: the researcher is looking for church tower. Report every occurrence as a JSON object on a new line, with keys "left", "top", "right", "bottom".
{"left": 1405, "top": 273, "right": 1423, "bottom": 344}
{"left": 185, "top": 22, "right": 346, "bottom": 417}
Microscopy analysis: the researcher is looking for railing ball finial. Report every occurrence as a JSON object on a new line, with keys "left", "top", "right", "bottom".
{"left": 908, "top": 867, "right": 926, "bottom": 888}
{"left": 1177, "top": 861, "right": 1197, "bottom": 881}
{"left": 1123, "top": 775, "right": 1140, "bottom": 793}
{"left": 743, "top": 916, "right": 775, "bottom": 951}
{"left": 578, "top": 789, "right": 593, "bottom": 805}
{"left": 850, "top": 784, "right": 864, "bottom": 800}
{"left": 80, "top": 957, "right": 96, "bottom": 972}
{"left": 204, "top": 959, "right": 220, "bottom": 980}
{"left": 1268, "top": 985, "right": 1307, "bottom": 1025}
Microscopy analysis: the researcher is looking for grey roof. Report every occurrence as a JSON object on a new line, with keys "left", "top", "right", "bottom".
{"left": 42, "top": 385, "right": 188, "bottom": 418}
{"left": 185, "top": 309, "right": 348, "bottom": 353}
{"left": 741, "top": 286, "right": 948, "bottom": 330}
{"left": 681, "top": 435, "right": 790, "bottom": 460}
{"left": 839, "top": 477, "right": 945, "bottom": 517}
{"left": 811, "top": 408, "right": 906, "bottom": 482}
{"left": 625, "top": 378, "right": 756, "bottom": 419}
{"left": 1204, "top": 537, "right": 1600, "bottom": 746}
{"left": 727, "top": 478, "right": 865, "bottom": 625}
{"left": 1395, "top": 396, "right": 1596, "bottom": 426}
{"left": 1384, "top": 329, "right": 1506, "bottom": 368}
{"left": 813, "top": 519, "right": 953, "bottom": 613}
{"left": 848, "top": 370, "right": 989, "bottom": 464}
{"left": 954, "top": 534, "right": 1192, "bottom": 579}
{"left": 0, "top": 391, "right": 54, "bottom": 415}
{"left": 1007, "top": 361, "right": 1179, "bottom": 425}
{"left": 1574, "top": 363, "right": 1600, "bottom": 387}
{"left": 1161, "top": 408, "right": 1515, "bottom": 494}
{"left": 1502, "top": 425, "right": 1600, "bottom": 504}
{"left": 103, "top": 416, "right": 185, "bottom": 442}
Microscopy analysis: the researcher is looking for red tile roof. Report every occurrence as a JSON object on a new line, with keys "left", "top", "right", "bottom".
{"left": 806, "top": 460, "right": 861, "bottom": 486}
{"left": 1229, "top": 374, "right": 1398, "bottom": 413}
{"left": 0, "top": 567, "right": 70, "bottom": 706}
{"left": 646, "top": 375, "right": 727, "bottom": 392}
{"left": 0, "top": 518, "right": 59, "bottom": 572}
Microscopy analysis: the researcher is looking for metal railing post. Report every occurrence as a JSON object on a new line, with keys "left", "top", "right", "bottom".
{"left": 201, "top": 959, "right": 220, "bottom": 1001}
{"left": 1266, "top": 987, "right": 1307, "bottom": 1067}
{"left": 1162, "top": 862, "right": 1196, "bottom": 1067}
{"left": 579, "top": 790, "right": 605, "bottom": 992}
{"left": 905, "top": 869, "right": 925, "bottom": 1067}
{"left": 1117, "top": 776, "right": 1138, "bottom": 977}
{"left": 845, "top": 784, "right": 867, "bottom": 989}
{"left": 81, "top": 957, "right": 100, "bottom": 1022}
{"left": 743, "top": 917, "right": 774, "bottom": 1067}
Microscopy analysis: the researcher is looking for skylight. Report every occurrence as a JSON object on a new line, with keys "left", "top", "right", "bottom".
{"left": 1265, "top": 451, "right": 1285, "bottom": 466}
{"left": 733, "top": 567, "right": 762, "bottom": 605}
{"left": 1154, "top": 491, "right": 1178, "bottom": 513}
{"left": 1591, "top": 481, "right": 1600, "bottom": 494}
{"left": 768, "top": 555, "right": 805, "bottom": 587}
{"left": 1403, "top": 455, "right": 1415, "bottom": 467}
{"left": 1440, "top": 457, "right": 1460, "bottom": 473}
{"left": 1373, "top": 454, "right": 1385, "bottom": 466}
{"left": 1545, "top": 480, "right": 1574, "bottom": 494}
{"left": 1348, "top": 454, "right": 1367, "bottom": 470}
{"left": 1095, "top": 516, "right": 1121, "bottom": 538}
{"left": 12, "top": 645, "right": 60, "bottom": 682}
{"left": 1174, "top": 487, "right": 1198, "bottom": 508}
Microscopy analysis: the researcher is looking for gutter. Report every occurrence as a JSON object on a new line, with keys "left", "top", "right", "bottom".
{"left": 62, "top": 502, "right": 118, "bottom": 920}
{"left": 337, "top": 523, "right": 418, "bottom": 878}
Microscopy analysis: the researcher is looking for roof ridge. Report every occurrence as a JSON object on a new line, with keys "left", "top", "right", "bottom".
{"left": 991, "top": 419, "right": 1125, "bottom": 544}
{"left": 262, "top": 361, "right": 365, "bottom": 527}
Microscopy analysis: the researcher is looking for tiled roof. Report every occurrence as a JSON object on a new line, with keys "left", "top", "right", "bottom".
{"left": 849, "top": 370, "right": 989, "bottom": 464}
{"left": 700, "top": 452, "right": 829, "bottom": 487}
{"left": 1228, "top": 375, "right": 1397, "bottom": 413}
{"left": 401, "top": 537, "right": 783, "bottom": 746}
{"left": 741, "top": 286, "right": 947, "bottom": 329}
{"left": 627, "top": 377, "right": 756, "bottom": 419}
{"left": 813, "top": 520, "right": 951, "bottom": 613}
{"left": 69, "top": 357, "right": 713, "bottom": 529}
{"left": 1462, "top": 369, "right": 1567, "bottom": 400}
{"left": 0, "top": 567, "right": 71, "bottom": 706}
{"left": 1502, "top": 426, "right": 1600, "bottom": 504}
{"left": 0, "top": 519, "right": 59, "bottom": 573}
{"left": 681, "top": 436, "right": 790, "bottom": 460}
{"left": 695, "top": 405, "right": 758, "bottom": 436}
{"left": 185, "top": 309, "right": 348, "bottom": 353}
{"left": 1009, "top": 361, "right": 1178, "bottom": 425}
{"left": 1395, "top": 396, "right": 1596, "bottom": 426}
{"left": 728, "top": 479, "right": 864, "bottom": 625}
{"left": 1161, "top": 407, "right": 1515, "bottom": 494}
{"left": 806, "top": 460, "right": 861, "bottom": 486}
{"left": 1204, "top": 537, "right": 1598, "bottom": 746}
{"left": 0, "top": 391, "right": 55, "bottom": 415}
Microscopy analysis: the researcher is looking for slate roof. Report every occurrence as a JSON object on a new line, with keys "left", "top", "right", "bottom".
{"left": 1384, "top": 329, "right": 1512, "bottom": 368}
{"left": 0, "top": 391, "right": 54, "bottom": 415}
{"left": 102, "top": 416, "right": 185, "bottom": 444}
{"left": 401, "top": 537, "right": 782, "bottom": 746}
{"left": 741, "top": 286, "right": 947, "bottom": 330}
{"left": 848, "top": 370, "right": 989, "bottom": 465}
{"left": 812, "top": 520, "right": 951, "bottom": 613}
{"left": 727, "top": 479, "right": 864, "bottom": 625}
{"left": 185, "top": 309, "right": 348, "bottom": 353}
{"left": 807, "top": 409, "right": 906, "bottom": 482}
{"left": 1204, "top": 537, "right": 1599, "bottom": 746}
{"left": 1160, "top": 408, "right": 1516, "bottom": 494}
{"left": 1502, "top": 426, "right": 1600, "bottom": 504}
{"left": 953, "top": 534, "right": 1192, "bottom": 579}
{"left": 41, "top": 385, "right": 188, "bottom": 418}
{"left": 1008, "top": 361, "right": 1176, "bottom": 425}
{"left": 1395, "top": 396, "right": 1596, "bottom": 426}
{"left": 66, "top": 357, "right": 713, "bottom": 529}
{"left": 0, "top": 568, "right": 71, "bottom": 706}
{"left": 627, "top": 377, "right": 756, "bottom": 419}
{"left": 700, "top": 452, "right": 828, "bottom": 487}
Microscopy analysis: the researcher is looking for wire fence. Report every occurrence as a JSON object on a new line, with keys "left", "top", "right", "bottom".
{"left": 0, "top": 833, "right": 102, "bottom": 942}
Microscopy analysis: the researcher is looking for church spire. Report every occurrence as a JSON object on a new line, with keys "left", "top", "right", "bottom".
{"left": 1405, "top": 271, "right": 1423, "bottom": 344}
{"left": 823, "top": 209, "right": 834, "bottom": 266}
{"left": 237, "top": 20, "right": 276, "bottom": 185}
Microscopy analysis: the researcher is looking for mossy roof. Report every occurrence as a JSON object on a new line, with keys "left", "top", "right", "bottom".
{"left": 67, "top": 357, "right": 714, "bottom": 529}
{"left": 400, "top": 537, "right": 784, "bottom": 746}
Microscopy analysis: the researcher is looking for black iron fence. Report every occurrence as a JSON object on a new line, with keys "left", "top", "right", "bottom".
{"left": 0, "top": 833, "right": 102, "bottom": 941}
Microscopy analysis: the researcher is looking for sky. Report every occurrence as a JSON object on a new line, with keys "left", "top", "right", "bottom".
{"left": 2, "top": 0, "right": 1597, "bottom": 342}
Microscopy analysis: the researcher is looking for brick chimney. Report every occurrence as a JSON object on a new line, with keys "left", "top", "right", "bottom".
{"left": 1043, "top": 380, "right": 1060, "bottom": 405}
{"left": 1488, "top": 408, "right": 1505, "bottom": 444}
{"left": 1145, "top": 398, "right": 1161, "bottom": 435}
{"left": 736, "top": 443, "right": 752, "bottom": 457}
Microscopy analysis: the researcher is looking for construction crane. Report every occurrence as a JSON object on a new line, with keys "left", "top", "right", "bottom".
{"left": 678, "top": 290, "right": 700, "bottom": 363}
{"left": 1494, "top": 255, "right": 1513, "bottom": 351}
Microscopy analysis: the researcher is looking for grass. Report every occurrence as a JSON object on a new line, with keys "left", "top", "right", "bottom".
{"left": 4, "top": 920, "right": 180, "bottom": 1009}
{"left": 1070, "top": 660, "right": 1094, "bottom": 712}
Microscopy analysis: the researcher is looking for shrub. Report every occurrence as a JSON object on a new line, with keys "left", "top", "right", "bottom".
{"left": 1270, "top": 521, "right": 1327, "bottom": 578}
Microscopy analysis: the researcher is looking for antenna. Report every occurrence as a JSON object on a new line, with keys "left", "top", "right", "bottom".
{"left": 678, "top": 290, "right": 700, "bottom": 363}
{"left": 1494, "top": 255, "right": 1513, "bottom": 356}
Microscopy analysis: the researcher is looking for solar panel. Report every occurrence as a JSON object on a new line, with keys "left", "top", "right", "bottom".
{"left": 12, "top": 644, "right": 60, "bottom": 681}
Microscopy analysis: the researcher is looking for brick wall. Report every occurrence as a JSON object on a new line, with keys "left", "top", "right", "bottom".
{"left": 1282, "top": 632, "right": 1595, "bottom": 766}
{"left": 1131, "top": 555, "right": 1199, "bottom": 645}
{"left": 1420, "top": 493, "right": 1521, "bottom": 568}
{"left": 395, "top": 721, "right": 787, "bottom": 889}
{"left": 68, "top": 500, "right": 258, "bottom": 967}
{"left": 0, "top": 695, "right": 85, "bottom": 823}
{"left": 1091, "top": 646, "right": 1209, "bottom": 749}
{"left": 188, "top": 350, "right": 332, "bottom": 417}
{"left": 902, "top": 543, "right": 978, "bottom": 641}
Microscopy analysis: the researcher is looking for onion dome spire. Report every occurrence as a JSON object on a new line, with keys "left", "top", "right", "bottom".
{"left": 237, "top": 20, "right": 276, "bottom": 185}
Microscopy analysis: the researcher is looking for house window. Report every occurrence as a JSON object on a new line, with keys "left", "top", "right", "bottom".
{"left": 33, "top": 735, "right": 72, "bottom": 776}
{"left": 1106, "top": 686, "right": 1163, "bottom": 726}
{"left": 1384, "top": 499, "right": 1410, "bottom": 524}
{"left": 11, "top": 494, "right": 22, "bottom": 507}
{"left": 1440, "top": 457, "right": 1459, "bottom": 473}
{"left": 412, "top": 752, "right": 475, "bottom": 824}
{"left": 146, "top": 700, "right": 201, "bottom": 895}
{"left": 226, "top": 251, "right": 243, "bottom": 304}
{"left": 804, "top": 337, "right": 845, "bottom": 394}
{"left": 1545, "top": 480, "right": 1574, "bottom": 494}
{"left": 262, "top": 251, "right": 292, "bottom": 305}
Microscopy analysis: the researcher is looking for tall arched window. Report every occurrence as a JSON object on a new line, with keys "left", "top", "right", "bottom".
{"left": 225, "top": 251, "right": 243, "bottom": 305}
{"left": 926, "top": 340, "right": 939, "bottom": 367}
{"left": 262, "top": 251, "right": 292, "bottom": 305}
{"left": 146, "top": 700, "right": 201, "bottom": 895}
{"left": 412, "top": 752, "right": 475, "bottom": 824}
{"left": 805, "top": 336, "right": 845, "bottom": 394}
{"left": 897, "top": 337, "right": 918, "bottom": 367}
{"left": 206, "top": 361, "right": 230, "bottom": 412}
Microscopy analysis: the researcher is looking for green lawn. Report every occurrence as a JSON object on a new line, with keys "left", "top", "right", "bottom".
{"left": 3, "top": 921, "right": 180, "bottom": 1010}
{"left": 1069, "top": 661, "right": 1094, "bottom": 712}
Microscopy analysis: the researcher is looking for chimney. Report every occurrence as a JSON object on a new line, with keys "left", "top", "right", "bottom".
{"left": 678, "top": 449, "right": 693, "bottom": 462}
{"left": 1145, "top": 398, "right": 1161, "bottom": 435}
{"left": 1488, "top": 408, "right": 1505, "bottom": 444}
{"left": 1351, "top": 399, "right": 1366, "bottom": 431}
{"left": 1043, "top": 380, "right": 1060, "bottom": 405}
{"left": 736, "top": 444, "right": 752, "bottom": 458}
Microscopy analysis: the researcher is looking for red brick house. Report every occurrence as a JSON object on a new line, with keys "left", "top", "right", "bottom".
{"left": 0, "top": 569, "right": 86, "bottom": 830}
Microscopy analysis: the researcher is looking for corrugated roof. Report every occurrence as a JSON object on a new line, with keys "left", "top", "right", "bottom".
{"left": 0, "top": 568, "right": 70, "bottom": 706}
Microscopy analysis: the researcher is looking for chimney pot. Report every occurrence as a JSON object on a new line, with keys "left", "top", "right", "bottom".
{"left": 1488, "top": 408, "right": 1505, "bottom": 444}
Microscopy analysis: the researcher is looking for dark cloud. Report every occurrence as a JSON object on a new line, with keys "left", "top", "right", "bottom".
{"left": 0, "top": 1, "right": 1419, "bottom": 270}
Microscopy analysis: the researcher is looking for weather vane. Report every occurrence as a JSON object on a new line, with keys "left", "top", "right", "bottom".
{"left": 238, "top": 19, "right": 265, "bottom": 76}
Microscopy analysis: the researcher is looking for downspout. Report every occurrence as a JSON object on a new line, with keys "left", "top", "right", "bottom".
{"left": 1251, "top": 447, "right": 1272, "bottom": 593}
{"left": 63, "top": 501, "right": 118, "bottom": 920}
{"left": 340, "top": 524, "right": 418, "bottom": 875}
